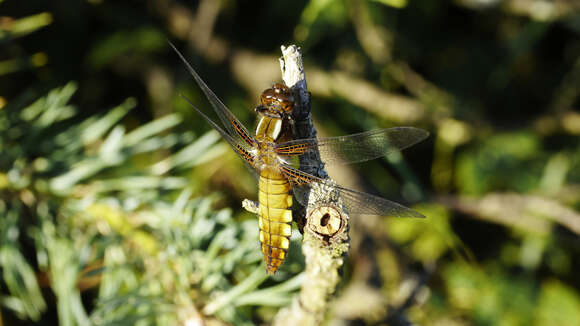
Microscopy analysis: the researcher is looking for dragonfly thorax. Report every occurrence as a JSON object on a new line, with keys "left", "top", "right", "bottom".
{"left": 255, "top": 116, "right": 283, "bottom": 141}
{"left": 253, "top": 115, "right": 286, "bottom": 171}
{"left": 253, "top": 140, "right": 280, "bottom": 171}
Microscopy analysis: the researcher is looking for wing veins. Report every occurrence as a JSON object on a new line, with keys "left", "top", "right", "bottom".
{"left": 276, "top": 127, "right": 428, "bottom": 167}
{"left": 169, "top": 42, "right": 255, "bottom": 147}
{"left": 180, "top": 95, "right": 255, "bottom": 168}
{"left": 280, "top": 165, "right": 424, "bottom": 218}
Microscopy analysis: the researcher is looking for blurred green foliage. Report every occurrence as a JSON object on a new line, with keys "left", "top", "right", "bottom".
{"left": 0, "top": 83, "right": 303, "bottom": 325}
{"left": 456, "top": 131, "right": 543, "bottom": 194}
{"left": 1, "top": 0, "right": 580, "bottom": 325}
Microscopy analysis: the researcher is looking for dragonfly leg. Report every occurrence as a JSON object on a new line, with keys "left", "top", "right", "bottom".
{"left": 242, "top": 199, "right": 259, "bottom": 214}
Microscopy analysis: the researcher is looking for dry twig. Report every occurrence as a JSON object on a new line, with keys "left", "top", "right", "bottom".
{"left": 272, "top": 45, "right": 350, "bottom": 326}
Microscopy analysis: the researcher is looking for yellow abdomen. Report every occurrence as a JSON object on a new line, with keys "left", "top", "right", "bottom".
{"left": 258, "top": 169, "right": 293, "bottom": 274}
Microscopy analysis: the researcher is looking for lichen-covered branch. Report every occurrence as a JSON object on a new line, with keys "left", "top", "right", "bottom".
{"left": 272, "top": 45, "right": 350, "bottom": 326}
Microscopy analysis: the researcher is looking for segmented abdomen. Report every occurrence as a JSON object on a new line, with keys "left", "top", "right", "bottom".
{"left": 258, "top": 170, "right": 293, "bottom": 274}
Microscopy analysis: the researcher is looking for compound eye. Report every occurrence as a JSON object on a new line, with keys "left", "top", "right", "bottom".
{"left": 273, "top": 83, "right": 288, "bottom": 92}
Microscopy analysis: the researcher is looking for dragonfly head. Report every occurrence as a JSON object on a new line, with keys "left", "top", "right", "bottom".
{"left": 256, "top": 83, "right": 295, "bottom": 118}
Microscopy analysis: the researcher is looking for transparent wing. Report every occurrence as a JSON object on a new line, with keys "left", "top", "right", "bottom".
{"left": 169, "top": 42, "right": 256, "bottom": 148}
{"left": 280, "top": 165, "right": 424, "bottom": 218}
{"left": 275, "top": 127, "right": 428, "bottom": 168}
{"left": 180, "top": 95, "right": 258, "bottom": 178}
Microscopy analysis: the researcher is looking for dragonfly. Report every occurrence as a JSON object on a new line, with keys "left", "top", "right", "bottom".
{"left": 170, "top": 44, "right": 429, "bottom": 274}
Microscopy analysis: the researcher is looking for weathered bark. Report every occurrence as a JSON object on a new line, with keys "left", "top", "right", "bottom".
{"left": 272, "top": 45, "right": 350, "bottom": 326}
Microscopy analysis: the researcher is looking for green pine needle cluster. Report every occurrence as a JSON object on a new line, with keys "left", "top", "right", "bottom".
{"left": 0, "top": 84, "right": 301, "bottom": 325}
